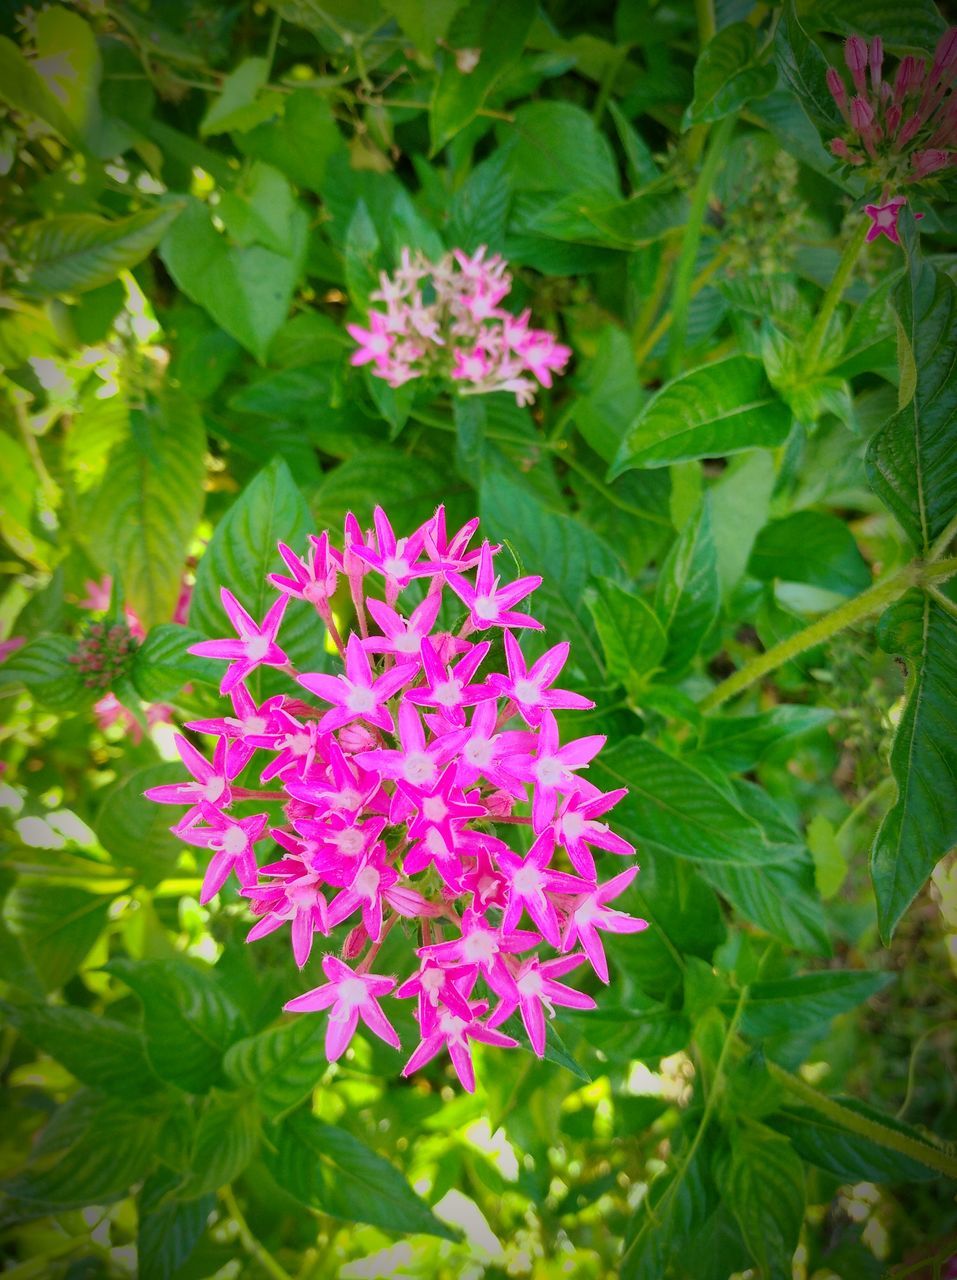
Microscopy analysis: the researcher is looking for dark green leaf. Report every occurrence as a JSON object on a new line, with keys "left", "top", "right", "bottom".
{"left": 749, "top": 510, "right": 872, "bottom": 597}
{"left": 654, "top": 496, "right": 720, "bottom": 674}
{"left": 132, "top": 625, "right": 220, "bottom": 702}
{"left": 719, "top": 1123, "right": 805, "bottom": 1279}
{"left": 507, "top": 102, "right": 620, "bottom": 197}
{"left": 182, "top": 1092, "right": 260, "bottom": 1197}
{"left": 95, "top": 764, "right": 186, "bottom": 881}
{"left": 0, "top": 635, "right": 93, "bottom": 712}
{"left": 774, "top": 0, "right": 844, "bottom": 136}
{"left": 585, "top": 577, "right": 667, "bottom": 687}
{"left": 3, "top": 882, "right": 112, "bottom": 992}
{"left": 694, "top": 706, "right": 834, "bottom": 772}
{"left": 740, "top": 971, "right": 893, "bottom": 1038}
{"left": 684, "top": 24, "right": 777, "bottom": 128}
{"left": 771, "top": 1101, "right": 940, "bottom": 1184}
{"left": 138, "top": 1171, "right": 214, "bottom": 1280}
{"left": 237, "top": 90, "right": 344, "bottom": 192}
{"left": 223, "top": 1017, "right": 328, "bottom": 1119}
{"left": 0, "top": 33, "right": 81, "bottom": 144}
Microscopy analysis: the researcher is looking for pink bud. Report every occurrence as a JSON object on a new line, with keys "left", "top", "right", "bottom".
{"left": 826, "top": 67, "right": 847, "bottom": 105}
{"left": 899, "top": 113, "right": 923, "bottom": 145}
{"left": 338, "top": 723, "right": 377, "bottom": 753}
{"left": 869, "top": 36, "right": 883, "bottom": 90}
{"left": 931, "top": 27, "right": 957, "bottom": 82}
{"left": 850, "top": 96, "right": 875, "bottom": 130}
{"left": 343, "top": 924, "right": 368, "bottom": 959}
{"left": 895, "top": 57, "right": 925, "bottom": 102}
{"left": 284, "top": 798, "right": 314, "bottom": 822}
{"left": 886, "top": 104, "right": 902, "bottom": 137}
{"left": 913, "top": 148, "right": 955, "bottom": 177}
{"left": 486, "top": 789, "right": 515, "bottom": 818}
{"left": 844, "top": 35, "right": 869, "bottom": 90}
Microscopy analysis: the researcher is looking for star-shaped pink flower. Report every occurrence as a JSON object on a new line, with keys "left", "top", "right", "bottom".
{"left": 285, "top": 955, "right": 400, "bottom": 1061}
{"left": 189, "top": 589, "right": 289, "bottom": 695}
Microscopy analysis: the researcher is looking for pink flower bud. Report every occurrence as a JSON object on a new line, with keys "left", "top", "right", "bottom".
{"left": 886, "top": 104, "right": 902, "bottom": 137}
{"left": 850, "top": 96, "right": 875, "bottom": 133}
{"left": 899, "top": 113, "right": 923, "bottom": 145}
{"left": 342, "top": 924, "right": 368, "bottom": 959}
{"left": 868, "top": 36, "right": 883, "bottom": 90}
{"left": 895, "top": 57, "right": 925, "bottom": 102}
{"left": 486, "top": 789, "right": 515, "bottom": 818}
{"left": 844, "top": 35, "right": 869, "bottom": 90}
{"left": 913, "top": 148, "right": 954, "bottom": 177}
{"left": 931, "top": 27, "right": 957, "bottom": 83}
{"left": 338, "top": 723, "right": 377, "bottom": 753}
{"left": 826, "top": 67, "right": 848, "bottom": 117}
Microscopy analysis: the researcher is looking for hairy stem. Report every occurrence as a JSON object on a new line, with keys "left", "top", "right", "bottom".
{"left": 667, "top": 114, "right": 735, "bottom": 377}
{"left": 802, "top": 217, "right": 869, "bottom": 374}
{"left": 220, "top": 1184, "right": 294, "bottom": 1280}
{"left": 766, "top": 1062, "right": 957, "bottom": 1180}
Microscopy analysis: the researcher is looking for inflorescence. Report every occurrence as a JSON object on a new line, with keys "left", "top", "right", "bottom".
{"left": 146, "top": 507, "right": 646, "bottom": 1092}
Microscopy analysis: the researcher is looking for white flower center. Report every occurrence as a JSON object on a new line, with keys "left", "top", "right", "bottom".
{"left": 402, "top": 752, "right": 435, "bottom": 785}
{"left": 336, "top": 977, "right": 369, "bottom": 1009}
{"left": 433, "top": 678, "right": 461, "bottom": 708}
{"left": 462, "top": 930, "right": 497, "bottom": 963}
{"left": 465, "top": 736, "right": 493, "bottom": 767}
{"left": 513, "top": 678, "right": 541, "bottom": 705}
{"left": 473, "top": 595, "right": 498, "bottom": 621}
{"left": 244, "top": 634, "right": 270, "bottom": 662}
{"left": 422, "top": 795, "right": 448, "bottom": 823}
{"left": 383, "top": 555, "right": 410, "bottom": 579}
{"left": 562, "top": 811, "right": 586, "bottom": 839}
{"left": 303, "top": 580, "right": 326, "bottom": 604}
{"left": 221, "top": 825, "right": 247, "bottom": 856}
{"left": 394, "top": 631, "right": 420, "bottom": 654}
{"left": 512, "top": 864, "right": 542, "bottom": 896}
{"left": 424, "top": 828, "right": 453, "bottom": 859}
{"left": 243, "top": 715, "right": 268, "bottom": 736}
{"left": 517, "top": 968, "right": 543, "bottom": 998}
{"left": 534, "top": 757, "right": 563, "bottom": 788}
{"left": 203, "top": 777, "right": 226, "bottom": 804}
{"left": 439, "top": 1011, "right": 466, "bottom": 1040}
{"left": 346, "top": 686, "right": 376, "bottom": 714}
{"left": 355, "top": 865, "right": 380, "bottom": 898}
{"left": 334, "top": 828, "right": 365, "bottom": 856}
{"left": 421, "top": 968, "right": 445, "bottom": 997}
{"left": 335, "top": 787, "right": 362, "bottom": 811}
{"left": 288, "top": 732, "right": 311, "bottom": 756}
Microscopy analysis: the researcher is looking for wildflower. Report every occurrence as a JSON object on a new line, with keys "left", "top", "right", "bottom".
{"left": 149, "top": 504, "right": 644, "bottom": 1091}
{"left": 346, "top": 245, "right": 571, "bottom": 405}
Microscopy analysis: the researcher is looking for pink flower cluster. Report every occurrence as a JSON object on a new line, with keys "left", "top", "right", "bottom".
{"left": 146, "top": 506, "right": 646, "bottom": 1091}
{"left": 826, "top": 30, "right": 957, "bottom": 187}
{"left": 347, "top": 246, "right": 572, "bottom": 407}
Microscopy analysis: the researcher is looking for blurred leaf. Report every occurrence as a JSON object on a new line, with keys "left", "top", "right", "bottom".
{"left": 267, "top": 1112, "right": 458, "bottom": 1239}
{"left": 95, "top": 764, "right": 186, "bottom": 881}
{"left": 702, "top": 858, "right": 830, "bottom": 955}
{"left": 430, "top": 0, "right": 536, "bottom": 152}
{"left": 591, "top": 738, "right": 802, "bottom": 866}
{"left": 771, "top": 1100, "right": 942, "bottom": 1183}
{"left": 344, "top": 199, "right": 383, "bottom": 305}
{"left": 3, "top": 882, "right": 112, "bottom": 992}
{"left": 218, "top": 162, "right": 300, "bottom": 255}
{"left": 684, "top": 23, "right": 777, "bottom": 127}
{"left": 812, "top": 0, "right": 946, "bottom": 50}
{"left": 107, "top": 957, "right": 246, "bottom": 1094}
{"left": 200, "top": 57, "right": 280, "bottom": 136}
{"left": 224, "top": 1017, "right": 328, "bottom": 1118}
{"left": 182, "top": 1092, "right": 260, "bottom": 1197}
{"left": 381, "top": 0, "right": 464, "bottom": 51}
{"left": 807, "top": 814, "right": 849, "bottom": 900}
{"left": 573, "top": 325, "right": 645, "bottom": 463}
{"left": 34, "top": 6, "right": 101, "bottom": 137}
{"left": 709, "top": 450, "right": 776, "bottom": 598}
{"left": 132, "top": 625, "right": 220, "bottom": 702}
{"left": 611, "top": 356, "right": 791, "bottom": 474}
{"left": 446, "top": 148, "right": 512, "bottom": 253}
{"left": 739, "top": 971, "right": 893, "bottom": 1038}
{"left": 19, "top": 204, "right": 184, "bottom": 296}
{"left": 0, "top": 33, "right": 81, "bottom": 144}
{"left": 0, "top": 635, "right": 93, "bottom": 712}
{"left": 237, "top": 90, "right": 344, "bottom": 191}
{"left": 585, "top": 577, "right": 666, "bottom": 688}
{"left": 507, "top": 101, "right": 620, "bottom": 196}
{"left": 86, "top": 392, "right": 205, "bottom": 630}
{"left": 138, "top": 1171, "right": 214, "bottom": 1280}
{"left": 694, "top": 706, "right": 833, "bottom": 773}
{"left": 654, "top": 495, "right": 720, "bottom": 674}
{"left": 719, "top": 1124, "right": 805, "bottom": 1280}
{"left": 749, "top": 510, "right": 871, "bottom": 596}
{"left": 871, "top": 596, "right": 957, "bottom": 942}
{"left": 774, "top": 0, "right": 844, "bottom": 136}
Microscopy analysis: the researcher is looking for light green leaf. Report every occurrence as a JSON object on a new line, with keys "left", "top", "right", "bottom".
{"left": 585, "top": 577, "right": 666, "bottom": 688}
{"left": 702, "top": 857, "right": 830, "bottom": 955}
{"left": 446, "top": 148, "right": 512, "bottom": 254}
{"left": 344, "top": 199, "right": 383, "bottom": 305}
{"left": 224, "top": 1017, "right": 328, "bottom": 1119}
{"left": 3, "top": 882, "right": 113, "bottom": 992}
{"left": 590, "top": 738, "right": 802, "bottom": 867}
{"left": 381, "top": 0, "right": 464, "bottom": 53}
{"left": 236, "top": 90, "right": 344, "bottom": 192}
{"left": 694, "top": 706, "right": 834, "bottom": 773}
{"left": 654, "top": 496, "right": 720, "bottom": 675}
{"left": 138, "top": 1171, "right": 214, "bottom": 1280}
{"left": 0, "top": 34, "right": 81, "bottom": 144}
{"left": 218, "top": 162, "right": 299, "bottom": 255}
{"left": 572, "top": 325, "right": 645, "bottom": 464}
{"left": 19, "top": 203, "right": 184, "bottom": 295}
{"left": 107, "top": 957, "right": 245, "bottom": 1094}
{"left": 132, "top": 625, "right": 220, "bottom": 702}
{"left": 0, "top": 635, "right": 93, "bottom": 712}
{"left": 720, "top": 1124, "right": 805, "bottom": 1280}
{"left": 86, "top": 391, "right": 206, "bottom": 630}
{"left": 684, "top": 23, "right": 777, "bottom": 128}
{"left": 771, "top": 1100, "right": 941, "bottom": 1184}
{"left": 430, "top": 0, "right": 536, "bottom": 152}
{"left": 611, "top": 355, "right": 791, "bottom": 474}
{"left": 748, "top": 510, "right": 871, "bottom": 597}
{"left": 266, "top": 1112, "right": 458, "bottom": 1239}
{"left": 872, "top": 595, "right": 957, "bottom": 942}
{"left": 95, "top": 764, "right": 187, "bottom": 881}
{"left": 160, "top": 198, "right": 308, "bottom": 362}
{"left": 709, "top": 450, "right": 776, "bottom": 598}
{"left": 34, "top": 5, "right": 101, "bottom": 136}
{"left": 807, "top": 814, "right": 849, "bottom": 900}
{"left": 200, "top": 57, "right": 279, "bottom": 136}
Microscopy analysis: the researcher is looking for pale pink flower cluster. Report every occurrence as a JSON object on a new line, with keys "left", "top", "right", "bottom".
{"left": 347, "top": 246, "right": 572, "bottom": 407}
{"left": 827, "top": 30, "right": 957, "bottom": 189}
{"left": 147, "top": 506, "right": 645, "bottom": 1091}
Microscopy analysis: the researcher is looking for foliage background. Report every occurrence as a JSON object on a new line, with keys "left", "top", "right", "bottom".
{"left": 0, "top": 0, "right": 956, "bottom": 1277}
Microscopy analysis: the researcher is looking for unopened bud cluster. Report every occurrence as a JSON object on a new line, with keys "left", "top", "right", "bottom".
{"left": 827, "top": 30, "right": 957, "bottom": 184}
{"left": 69, "top": 621, "right": 138, "bottom": 690}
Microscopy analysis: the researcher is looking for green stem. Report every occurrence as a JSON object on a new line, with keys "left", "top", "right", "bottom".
{"left": 766, "top": 1062, "right": 957, "bottom": 1180}
{"left": 667, "top": 114, "right": 735, "bottom": 377}
{"left": 699, "top": 563, "right": 919, "bottom": 712}
{"left": 264, "top": 10, "right": 282, "bottom": 76}
{"left": 802, "top": 217, "right": 869, "bottom": 374}
{"left": 896, "top": 1021, "right": 957, "bottom": 1120}
{"left": 929, "top": 510, "right": 957, "bottom": 561}
{"left": 220, "top": 1184, "right": 294, "bottom": 1280}
{"left": 695, "top": 0, "right": 717, "bottom": 43}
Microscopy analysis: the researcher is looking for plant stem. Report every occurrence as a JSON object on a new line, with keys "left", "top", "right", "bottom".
{"left": 667, "top": 114, "right": 735, "bottom": 378}
{"left": 635, "top": 248, "right": 729, "bottom": 366}
{"left": 802, "top": 217, "right": 869, "bottom": 374}
{"left": 766, "top": 1062, "right": 957, "bottom": 1180}
{"left": 699, "top": 563, "right": 919, "bottom": 711}
{"left": 929, "top": 509, "right": 957, "bottom": 561}
{"left": 695, "top": 0, "right": 717, "bottom": 43}
{"left": 220, "top": 1184, "right": 294, "bottom": 1280}
{"left": 558, "top": 450, "right": 673, "bottom": 528}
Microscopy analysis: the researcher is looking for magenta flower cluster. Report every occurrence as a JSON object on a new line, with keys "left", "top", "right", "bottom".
{"left": 146, "top": 507, "right": 645, "bottom": 1091}
{"left": 827, "top": 30, "right": 957, "bottom": 192}
{"left": 347, "top": 246, "right": 572, "bottom": 407}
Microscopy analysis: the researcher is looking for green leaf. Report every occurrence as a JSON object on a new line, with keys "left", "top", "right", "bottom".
{"left": 0, "top": 635, "right": 93, "bottom": 712}
{"left": 771, "top": 1100, "right": 941, "bottom": 1184}
{"left": 189, "top": 456, "right": 328, "bottom": 684}
{"left": 19, "top": 203, "right": 184, "bottom": 296}
{"left": 807, "top": 814, "right": 850, "bottom": 900}
{"left": 86, "top": 392, "right": 206, "bottom": 630}
{"left": 774, "top": 0, "right": 844, "bottom": 136}
{"left": 200, "top": 57, "right": 279, "bottom": 136}
{"left": 223, "top": 1017, "right": 328, "bottom": 1119}
{"left": 654, "top": 496, "right": 720, "bottom": 675}
{"left": 3, "top": 1090, "right": 165, "bottom": 1213}
{"left": 684, "top": 23, "right": 777, "bottom": 128}
{"left": 866, "top": 217, "right": 957, "bottom": 555}
{"left": 719, "top": 1124, "right": 805, "bottom": 1280}
{"left": 749, "top": 510, "right": 872, "bottom": 597}
{"left": 34, "top": 6, "right": 101, "bottom": 137}
{"left": 871, "top": 595, "right": 957, "bottom": 942}
{"left": 0, "top": 999, "right": 160, "bottom": 1099}
{"left": 3, "top": 882, "right": 112, "bottom": 992}
{"left": 138, "top": 1171, "right": 214, "bottom": 1280}
{"left": 430, "top": 0, "right": 536, "bottom": 152}
{"left": 107, "top": 957, "right": 245, "bottom": 1094}
{"left": 160, "top": 198, "right": 308, "bottom": 362}
{"left": 344, "top": 199, "right": 383, "bottom": 305}
{"left": 218, "top": 162, "right": 300, "bottom": 255}
{"left": 237, "top": 90, "right": 344, "bottom": 193}
{"left": 95, "top": 764, "right": 186, "bottom": 881}
{"left": 381, "top": 0, "right": 464, "bottom": 53}
{"left": 590, "top": 738, "right": 802, "bottom": 867}
{"left": 132, "top": 625, "right": 220, "bottom": 702}
{"left": 611, "top": 356, "right": 791, "bottom": 474}
{"left": 446, "top": 149, "right": 512, "bottom": 254}
{"left": 266, "top": 1112, "right": 457, "bottom": 1239}
{"left": 694, "top": 706, "right": 834, "bottom": 773}
{"left": 739, "top": 971, "right": 893, "bottom": 1039}
{"left": 0, "top": 34, "right": 81, "bottom": 144}
{"left": 585, "top": 577, "right": 667, "bottom": 688}
{"left": 709, "top": 441, "right": 777, "bottom": 599}
{"left": 703, "top": 857, "right": 830, "bottom": 954}
{"left": 812, "top": 0, "right": 946, "bottom": 51}
{"left": 572, "top": 325, "right": 645, "bottom": 464}
{"left": 182, "top": 1093, "right": 260, "bottom": 1197}
{"left": 507, "top": 102, "right": 620, "bottom": 197}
